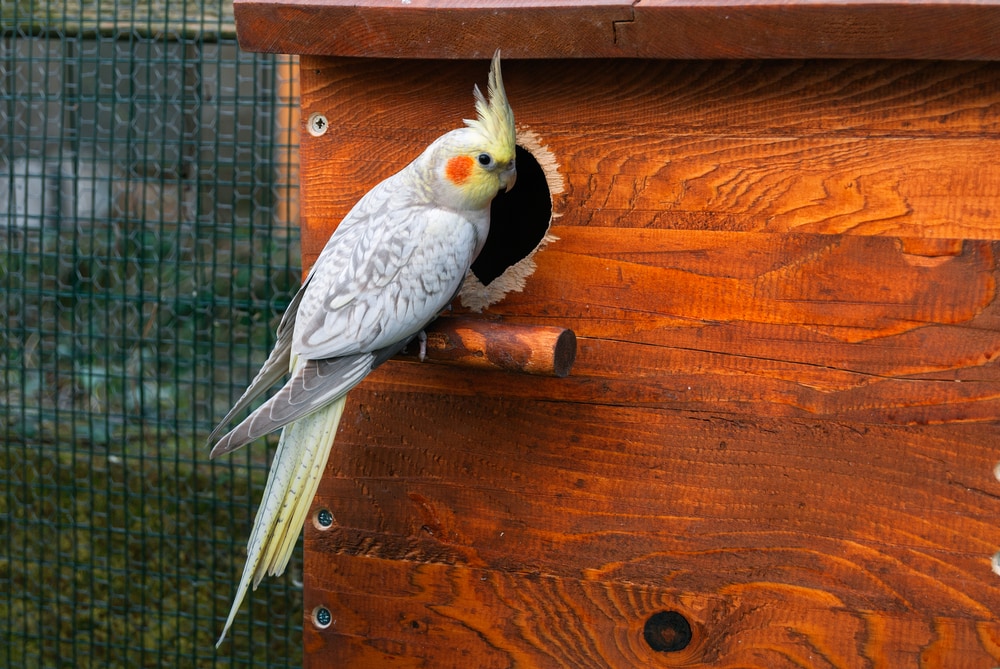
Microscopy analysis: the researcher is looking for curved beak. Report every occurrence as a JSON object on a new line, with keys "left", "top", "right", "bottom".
{"left": 500, "top": 162, "right": 517, "bottom": 193}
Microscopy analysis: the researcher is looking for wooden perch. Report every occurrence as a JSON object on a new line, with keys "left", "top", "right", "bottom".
{"left": 396, "top": 317, "right": 577, "bottom": 378}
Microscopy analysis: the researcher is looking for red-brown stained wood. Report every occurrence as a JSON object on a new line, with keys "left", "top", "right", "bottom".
{"left": 359, "top": 231, "right": 1000, "bottom": 425}
{"left": 298, "top": 58, "right": 1000, "bottom": 256}
{"left": 233, "top": 0, "right": 1000, "bottom": 60}
{"left": 304, "top": 400, "right": 1000, "bottom": 666}
{"left": 288, "top": 55, "right": 1000, "bottom": 666}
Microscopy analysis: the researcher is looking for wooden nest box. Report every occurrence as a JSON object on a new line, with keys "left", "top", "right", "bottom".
{"left": 234, "top": 2, "right": 1000, "bottom": 666}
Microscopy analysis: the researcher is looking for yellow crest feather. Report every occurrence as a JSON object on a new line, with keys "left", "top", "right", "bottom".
{"left": 465, "top": 50, "right": 516, "bottom": 161}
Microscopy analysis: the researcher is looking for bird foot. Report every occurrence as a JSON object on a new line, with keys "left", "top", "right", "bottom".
{"left": 417, "top": 330, "right": 427, "bottom": 362}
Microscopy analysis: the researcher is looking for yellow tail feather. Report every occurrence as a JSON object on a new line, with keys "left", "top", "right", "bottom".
{"left": 216, "top": 395, "right": 347, "bottom": 647}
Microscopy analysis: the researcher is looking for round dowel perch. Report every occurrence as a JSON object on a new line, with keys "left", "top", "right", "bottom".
{"left": 398, "top": 317, "right": 577, "bottom": 378}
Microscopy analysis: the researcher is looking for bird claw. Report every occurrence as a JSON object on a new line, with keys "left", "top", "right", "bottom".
{"left": 417, "top": 330, "right": 427, "bottom": 362}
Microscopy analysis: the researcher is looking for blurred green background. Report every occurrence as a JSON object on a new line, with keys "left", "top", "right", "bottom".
{"left": 2, "top": 2, "right": 305, "bottom": 665}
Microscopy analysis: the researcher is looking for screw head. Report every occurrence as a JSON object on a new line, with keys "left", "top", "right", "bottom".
{"left": 316, "top": 508, "right": 334, "bottom": 528}
{"left": 307, "top": 112, "right": 328, "bottom": 137}
{"left": 313, "top": 606, "right": 333, "bottom": 629}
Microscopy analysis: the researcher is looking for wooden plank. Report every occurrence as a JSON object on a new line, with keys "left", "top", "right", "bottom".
{"left": 233, "top": 0, "right": 1000, "bottom": 60}
{"left": 310, "top": 132, "right": 1000, "bottom": 239}
{"left": 233, "top": 0, "right": 628, "bottom": 59}
{"left": 303, "top": 397, "right": 1000, "bottom": 666}
{"left": 305, "top": 556, "right": 1000, "bottom": 667}
{"left": 355, "top": 228, "right": 1000, "bottom": 425}
{"left": 300, "top": 59, "right": 1000, "bottom": 138}
{"left": 297, "top": 58, "right": 1000, "bottom": 254}
{"left": 626, "top": 0, "right": 1000, "bottom": 60}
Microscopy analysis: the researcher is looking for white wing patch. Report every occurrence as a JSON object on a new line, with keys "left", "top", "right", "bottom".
{"left": 292, "top": 172, "right": 484, "bottom": 360}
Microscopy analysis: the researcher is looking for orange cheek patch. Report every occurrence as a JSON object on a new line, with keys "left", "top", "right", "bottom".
{"left": 445, "top": 155, "right": 474, "bottom": 185}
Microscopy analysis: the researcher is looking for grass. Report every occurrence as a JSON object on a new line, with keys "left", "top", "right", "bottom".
{"left": 0, "top": 442, "right": 303, "bottom": 667}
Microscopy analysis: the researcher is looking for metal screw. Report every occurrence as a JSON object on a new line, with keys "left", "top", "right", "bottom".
{"left": 316, "top": 508, "right": 334, "bottom": 528}
{"left": 307, "top": 112, "right": 328, "bottom": 137}
{"left": 314, "top": 606, "right": 333, "bottom": 629}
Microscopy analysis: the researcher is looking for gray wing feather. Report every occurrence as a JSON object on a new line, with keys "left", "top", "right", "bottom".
{"left": 206, "top": 281, "right": 308, "bottom": 445}
{"left": 208, "top": 336, "right": 413, "bottom": 459}
{"left": 209, "top": 352, "right": 374, "bottom": 459}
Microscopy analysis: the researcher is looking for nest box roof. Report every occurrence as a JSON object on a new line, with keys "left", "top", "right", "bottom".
{"left": 234, "top": 0, "right": 1000, "bottom": 61}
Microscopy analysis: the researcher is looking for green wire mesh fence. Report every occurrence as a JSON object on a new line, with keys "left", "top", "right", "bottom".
{"left": 2, "top": 2, "right": 304, "bottom": 666}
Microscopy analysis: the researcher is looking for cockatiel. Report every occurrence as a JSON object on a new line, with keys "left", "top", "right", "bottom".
{"left": 209, "top": 51, "right": 516, "bottom": 646}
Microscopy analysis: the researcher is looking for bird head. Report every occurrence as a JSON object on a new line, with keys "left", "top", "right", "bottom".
{"left": 429, "top": 50, "right": 517, "bottom": 211}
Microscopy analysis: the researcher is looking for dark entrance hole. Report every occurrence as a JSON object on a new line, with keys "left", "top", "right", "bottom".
{"left": 470, "top": 144, "right": 552, "bottom": 287}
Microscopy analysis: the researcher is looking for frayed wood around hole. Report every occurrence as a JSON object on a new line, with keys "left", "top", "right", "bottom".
{"left": 461, "top": 129, "right": 562, "bottom": 312}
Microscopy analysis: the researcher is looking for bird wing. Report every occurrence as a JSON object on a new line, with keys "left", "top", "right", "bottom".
{"left": 209, "top": 330, "right": 417, "bottom": 460}
{"left": 206, "top": 282, "right": 307, "bottom": 445}
{"left": 209, "top": 170, "right": 478, "bottom": 456}
{"left": 209, "top": 351, "right": 372, "bottom": 458}
{"left": 293, "top": 176, "right": 480, "bottom": 360}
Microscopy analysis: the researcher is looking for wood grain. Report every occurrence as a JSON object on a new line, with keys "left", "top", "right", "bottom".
{"left": 303, "top": 396, "right": 1000, "bottom": 667}
{"left": 292, "top": 56, "right": 1000, "bottom": 666}
{"left": 233, "top": 0, "right": 1000, "bottom": 60}
{"left": 355, "top": 229, "right": 1000, "bottom": 425}
{"left": 304, "top": 555, "right": 1000, "bottom": 667}
{"left": 400, "top": 317, "right": 577, "bottom": 378}
{"left": 298, "top": 58, "right": 1000, "bottom": 254}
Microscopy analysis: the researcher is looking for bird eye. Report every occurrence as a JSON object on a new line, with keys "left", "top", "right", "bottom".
{"left": 477, "top": 153, "right": 493, "bottom": 167}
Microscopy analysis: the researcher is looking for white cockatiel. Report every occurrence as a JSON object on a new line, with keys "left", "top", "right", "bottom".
{"left": 209, "top": 51, "right": 517, "bottom": 645}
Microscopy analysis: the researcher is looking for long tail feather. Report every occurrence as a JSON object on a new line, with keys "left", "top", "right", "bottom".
{"left": 215, "top": 394, "right": 347, "bottom": 647}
